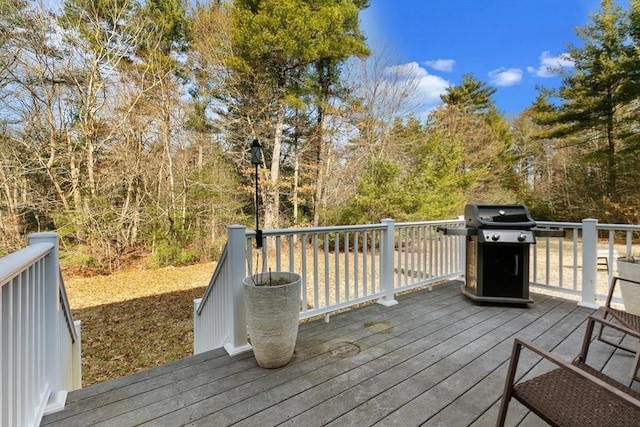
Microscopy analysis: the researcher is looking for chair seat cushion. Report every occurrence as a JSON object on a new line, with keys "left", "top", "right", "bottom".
{"left": 606, "top": 307, "right": 640, "bottom": 331}
{"left": 513, "top": 363, "right": 640, "bottom": 427}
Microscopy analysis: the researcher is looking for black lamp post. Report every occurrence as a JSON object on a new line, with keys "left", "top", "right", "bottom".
{"left": 251, "top": 139, "right": 263, "bottom": 248}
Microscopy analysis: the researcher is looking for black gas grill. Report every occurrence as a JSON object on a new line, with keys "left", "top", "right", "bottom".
{"left": 439, "top": 204, "right": 562, "bottom": 305}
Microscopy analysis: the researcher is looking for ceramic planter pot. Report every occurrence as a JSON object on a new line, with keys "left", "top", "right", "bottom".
{"left": 617, "top": 259, "right": 640, "bottom": 316}
{"left": 243, "top": 272, "right": 301, "bottom": 368}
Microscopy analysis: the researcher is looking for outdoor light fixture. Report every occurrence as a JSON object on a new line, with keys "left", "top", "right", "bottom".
{"left": 251, "top": 139, "right": 263, "bottom": 248}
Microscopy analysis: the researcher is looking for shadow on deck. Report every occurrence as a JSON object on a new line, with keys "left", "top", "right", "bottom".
{"left": 42, "top": 280, "right": 639, "bottom": 426}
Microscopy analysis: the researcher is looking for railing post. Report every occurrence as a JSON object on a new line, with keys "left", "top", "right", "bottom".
{"left": 579, "top": 219, "right": 599, "bottom": 309}
{"left": 27, "top": 232, "right": 66, "bottom": 409}
{"left": 224, "top": 225, "right": 252, "bottom": 356}
{"left": 378, "top": 218, "right": 398, "bottom": 307}
{"left": 458, "top": 215, "right": 466, "bottom": 280}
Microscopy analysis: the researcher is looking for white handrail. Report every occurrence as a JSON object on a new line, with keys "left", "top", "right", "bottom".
{"left": 59, "top": 269, "right": 78, "bottom": 343}
{"left": 0, "top": 242, "right": 53, "bottom": 283}
{"left": 1, "top": 233, "right": 81, "bottom": 427}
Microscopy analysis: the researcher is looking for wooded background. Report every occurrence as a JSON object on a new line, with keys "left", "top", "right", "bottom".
{"left": 2, "top": 0, "right": 640, "bottom": 271}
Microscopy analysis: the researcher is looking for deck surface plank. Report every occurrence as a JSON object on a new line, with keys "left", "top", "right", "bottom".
{"left": 41, "top": 280, "right": 639, "bottom": 427}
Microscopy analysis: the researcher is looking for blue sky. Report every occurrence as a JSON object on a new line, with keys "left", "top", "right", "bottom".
{"left": 359, "top": 0, "right": 615, "bottom": 117}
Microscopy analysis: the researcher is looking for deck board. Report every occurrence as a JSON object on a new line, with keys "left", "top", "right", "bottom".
{"left": 41, "top": 280, "right": 640, "bottom": 427}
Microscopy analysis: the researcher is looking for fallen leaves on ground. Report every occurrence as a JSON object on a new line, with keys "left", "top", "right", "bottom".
{"left": 64, "top": 263, "right": 215, "bottom": 387}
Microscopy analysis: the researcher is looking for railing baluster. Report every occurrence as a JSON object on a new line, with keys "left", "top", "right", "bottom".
{"left": 334, "top": 233, "right": 340, "bottom": 304}
{"left": 372, "top": 230, "right": 377, "bottom": 292}
{"left": 313, "top": 234, "right": 319, "bottom": 308}
{"left": 344, "top": 232, "right": 350, "bottom": 301}
{"left": 323, "top": 233, "right": 329, "bottom": 307}
{"left": 395, "top": 228, "right": 401, "bottom": 286}
{"left": 558, "top": 234, "right": 564, "bottom": 289}
{"left": 572, "top": 229, "right": 579, "bottom": 290}
{"left": 411, "top": 227, "right": 417, "bottom": 285}
{"left": 301, "top": 234, "right": 308, "bottom": 313}
{"left": 6, "top": 278, "right": 14, "bottom": 427}
{"left": 20, "top": 270, "right": 27, "bottom": 425}
{"left": 275, "top": 235, "right": 282, "bottom": 271}
{"left": 288, "top": 235, "right": 295, "bottom": 273}
{"left": 545, "top": 236, "right": 551, "bottom": 285}
{"left": 402, "top": 229, "right": 408, "bottom": 286}
{"left": 363, "top": 231, "right": 368, "bottom": 296}
{"left": 354, "top": 232, "right": 360, "bottom": 299}
{"left": 607, "top": 230, "right": 615, "bottom": 285}
{"left": 432, "top": 225, "right": 437, "bottom": 277}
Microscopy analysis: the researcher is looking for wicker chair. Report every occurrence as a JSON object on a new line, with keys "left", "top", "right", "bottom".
{"left": 497, "top": 338, "right": 640, "bottom": 427}
{"left": 578, "top": 276, "right": 640, "bottom": 382}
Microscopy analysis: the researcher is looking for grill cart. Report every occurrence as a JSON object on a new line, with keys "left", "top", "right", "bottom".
{"left": 439, "top": 204, "right": 563, "bottom": 305}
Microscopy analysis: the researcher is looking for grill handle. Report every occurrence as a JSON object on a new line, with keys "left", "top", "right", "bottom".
{"left": 514, "top": 254, "right": 519, "bottom": 276}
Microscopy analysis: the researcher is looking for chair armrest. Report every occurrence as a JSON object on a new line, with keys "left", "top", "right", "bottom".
{"left": 510, "top": 338, "right": 640, "bottom": 409}
{"left": 605, "top": 276, "right": 640, "bottom": 308}
{"left": 592, "top": 311, "right": 640, "bottom": 339}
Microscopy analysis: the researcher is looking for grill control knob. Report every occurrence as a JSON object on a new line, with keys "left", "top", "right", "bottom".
{"left": 491, "top": 233, "right": 500, "bottom": 241}
{"left": 518, "top": 233, "right": 527, "bottom": 242}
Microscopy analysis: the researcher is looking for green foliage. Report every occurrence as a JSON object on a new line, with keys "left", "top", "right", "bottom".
{"left": 440, "top": 74, "right": 497, "bottom": 115}
{"left": 10, "top": 0, "right": 640, "bottom": 272}
{"left": 330, "top": 158, "right": 403, "bottom": 224}
{"left": 331, "top": 114, "right": 482, "bottom": 225}
{"left": 60, "top": 249, "right": 102, "bottom": 272}
{"left": 61, "top": 0, "right": 137, "bottom": 54}
{"left": 526, "top": 0, "right": 640, "bottom": 222}
{"left": 143, "top": 0, "right": 190, "bottom": 53}
{"left": 153, "top": 242, "right": 201, "bottom": 267}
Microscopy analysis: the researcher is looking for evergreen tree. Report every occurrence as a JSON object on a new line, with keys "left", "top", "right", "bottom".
{"left": 228, "top": 0, "right": 369, "bottom": 229}
{"left": 440, "top": 73, "right": 497, "bottom": 115}
{"left": 534, "top": 0, "right": 637, "bottom": 208}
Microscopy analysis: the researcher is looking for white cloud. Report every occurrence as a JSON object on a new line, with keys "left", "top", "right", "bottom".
{"left": 425, "top": 59, "right": 455, "bottom": 72}
{"left": 384, "top": 62, "right": 450, "bottom": 108}
{"left": 488, "top": 67, "right": 523, "bottom": 87}
{"left": 527, "top": 51, "right": 574, "bottom": 78}
{"left": 386, "top": 62, "right": 428, "bottom": 79}
{"left": 416, "top": 73, "right": 451, "bottom": 104}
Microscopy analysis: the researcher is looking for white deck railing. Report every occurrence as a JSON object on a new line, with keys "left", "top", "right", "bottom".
{"left": 532, "top": 219, "right": 640, "bottom": 307}
{"left": 194, "top": 217, "right": 640, "bottom": 356}
{"left": 3, "top": 218, "right": 638, "bottom": 423}
{"left": 194, "top": 219, "right": 465, "bottom": 355}
{"left": 0, "top": 233, "right": 81, "bottom": 427}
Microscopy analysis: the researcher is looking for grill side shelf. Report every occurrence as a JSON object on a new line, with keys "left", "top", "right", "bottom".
{"left": 436, "top": 226, "right": 475, "bottom": 236}
{"left": 532, "top": 228, "right": 565, "bottom": 238}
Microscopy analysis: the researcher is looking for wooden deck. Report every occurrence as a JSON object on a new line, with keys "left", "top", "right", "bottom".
{"left": 41, "top": 280, "right": 640, "bottom": 427}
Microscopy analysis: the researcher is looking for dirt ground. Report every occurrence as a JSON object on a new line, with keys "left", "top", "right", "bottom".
{"left": 64, "top": 262, "right": 215, "bottom": 387}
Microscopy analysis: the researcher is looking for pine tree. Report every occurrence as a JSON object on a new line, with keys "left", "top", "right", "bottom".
{"left": 535, "top": 0, "right": 637, "bottom": 204}
{"left": 440, "top": 74, "right": 497, "bottom": 115}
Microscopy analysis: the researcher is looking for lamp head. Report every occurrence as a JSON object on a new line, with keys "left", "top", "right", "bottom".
{"left": 250, "top": 139, "right": 263, "bottom": 166}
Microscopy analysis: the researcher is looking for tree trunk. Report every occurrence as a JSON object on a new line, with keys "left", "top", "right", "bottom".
{"left": 605, "top": 90, "right": 616, "bottom": 200}
{"left": 313, "top": 118, "right": 329, "bottom": 227}
{"left": 293, "top": 151, "right": 299, "bottom": 226}
{"left": 66, "top": 133, "right": 82, "bottom": 211}
{"left": 312, "top": 62, "right": 333, "bottom": 227}
{"left": 263, "top": 102, "right": 285, "bottom": 230}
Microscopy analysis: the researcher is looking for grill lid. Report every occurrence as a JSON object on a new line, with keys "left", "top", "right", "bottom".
{"left": 464, "top": 204, "right": 536, "bottom": 229}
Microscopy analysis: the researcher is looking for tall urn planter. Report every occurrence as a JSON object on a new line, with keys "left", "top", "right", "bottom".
{"left": 243, "top": 272, "right": 301, "bottom": 368}
{"left": 617, "top": 258, "right": 640, "bottom": 316}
